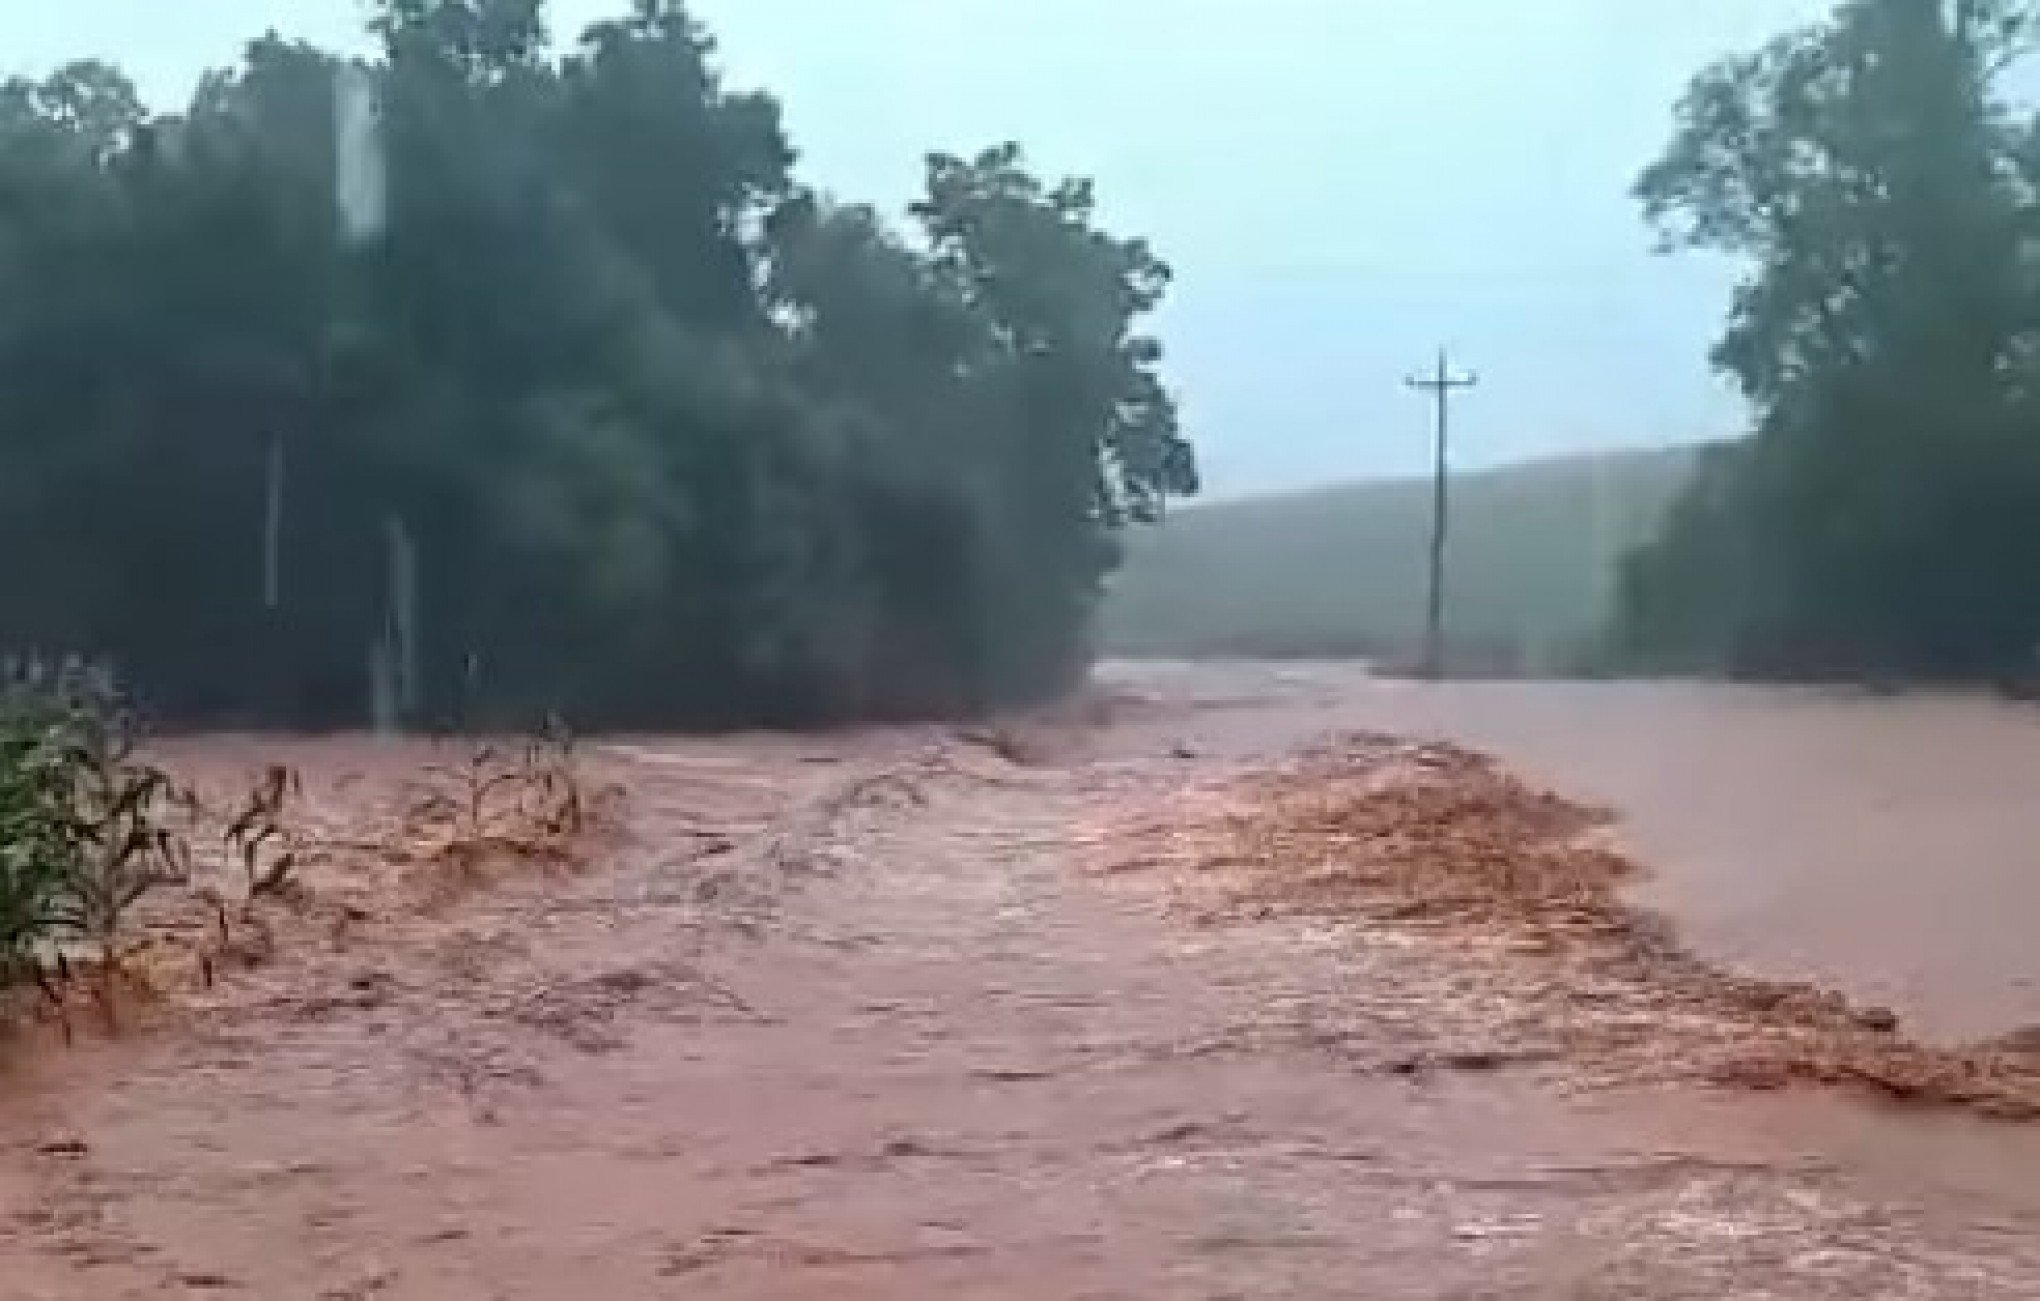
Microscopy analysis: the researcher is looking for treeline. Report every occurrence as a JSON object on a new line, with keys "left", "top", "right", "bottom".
{"left": 1619, "top": 0, "right": 2040, "bottom": 681}
{"left": 0, "top": 0, "right": 1196, "bottom": 728}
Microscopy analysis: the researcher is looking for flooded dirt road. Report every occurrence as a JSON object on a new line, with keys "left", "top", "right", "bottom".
{"left": 2, "top": 667, "right": 2039, "bottom": 1296}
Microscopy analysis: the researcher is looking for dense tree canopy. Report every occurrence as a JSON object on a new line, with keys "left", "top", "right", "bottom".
{"left": 0, "top": 0, "right": 1196, "bottom": 727}
{"left": 1619, "top": 0, "right": 2040, "bottom": 680}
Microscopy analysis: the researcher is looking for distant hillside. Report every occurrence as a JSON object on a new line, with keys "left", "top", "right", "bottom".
{"left": 1102, "top": 444, "right": 1708, "bottom": 671}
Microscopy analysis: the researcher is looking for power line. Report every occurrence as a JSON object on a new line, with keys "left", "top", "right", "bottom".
{"left": 1406, "top": 350, "right": 1478, "bottom": 679}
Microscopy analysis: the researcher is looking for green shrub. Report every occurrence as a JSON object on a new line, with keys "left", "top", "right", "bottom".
{"left": 0, "top": 659, "right": 186, "bottom": 998}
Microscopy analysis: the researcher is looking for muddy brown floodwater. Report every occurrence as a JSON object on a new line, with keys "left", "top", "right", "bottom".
{"left": 1106, "top": 663, "right": 2040, "bottom": 1044}
{"left": 1, "top": 665, "right": 2039, "bottom": 1297}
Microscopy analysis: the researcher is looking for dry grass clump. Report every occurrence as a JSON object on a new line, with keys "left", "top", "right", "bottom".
{"left": 1218, "top": 737, "right": 1628, "bottom": 929}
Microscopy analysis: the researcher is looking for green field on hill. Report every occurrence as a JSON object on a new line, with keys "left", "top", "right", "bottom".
{"left": 1102, "top": 444, "right": 1707, "bottom": 671}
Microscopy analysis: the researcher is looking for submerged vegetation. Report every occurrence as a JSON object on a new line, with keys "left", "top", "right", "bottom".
{"left": 0, "top": 661, "right": 187, "bottom": 1025}
{"left": 0, "top": 660, "right": 613, "bottom": 1032}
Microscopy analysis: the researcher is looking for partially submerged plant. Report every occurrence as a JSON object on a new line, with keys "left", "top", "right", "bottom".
{"left": 0, "top": 699, "right": 80, "bottom": 984}
{"left": 0, "top": 660, "right": 118, "bottom": 972}
{"left": 225, "top": 763, "right": 304, "bottom": 910}
{"left": 0, "top": 657, "right": 190, "bottom": 1030}
{"left": 404, "top": 719, "right": 605, "bottom": 880}
{"left": 519, "top": 716, "right": 587, "bottom": 837}
{"left": 427, "top": 744, "right": 524, "bottom": 840}
{"left": 44, "top": 760, "right": 191, "bottom": 1006}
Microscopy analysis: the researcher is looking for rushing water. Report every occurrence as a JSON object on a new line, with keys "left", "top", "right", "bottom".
{"left": 1108, "top": 663, "right": 2040, "bottom": 1045}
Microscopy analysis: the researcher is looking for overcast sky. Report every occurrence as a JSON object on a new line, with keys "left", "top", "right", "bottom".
{"left": 3, "top": 0, "right": 1833, "bottom": 496}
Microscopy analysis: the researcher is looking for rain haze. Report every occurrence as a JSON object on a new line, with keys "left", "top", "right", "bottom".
{"left": 16, "top": 4, "right": 2040, "bottom": 1297}
{"left": 3, "top": 0, "right": 1827, "bottom": 495}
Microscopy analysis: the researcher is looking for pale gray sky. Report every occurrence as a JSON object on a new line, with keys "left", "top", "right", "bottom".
{"left": 3, "top": 0, "right": 1832, "bottom": 496}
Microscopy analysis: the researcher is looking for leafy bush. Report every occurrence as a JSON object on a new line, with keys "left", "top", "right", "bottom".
{"left": 0, "top": 666, "right": 91, "bottom": 974}
{"left": 0, "top": 660, "right": 187, "bottom": 1009}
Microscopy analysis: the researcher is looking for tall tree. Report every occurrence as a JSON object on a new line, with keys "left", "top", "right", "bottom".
{"left": 1621, "top": 0, "right": 2040, "bottom": 678}
{"left": 0, "top": 2, "right": 1197, "bottom": 727}
{"left": 911, "top": 145, "right": 1196, "bottom": 696}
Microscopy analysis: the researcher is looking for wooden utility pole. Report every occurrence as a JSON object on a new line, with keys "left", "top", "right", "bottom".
{"left": 1406, "top": 350, "right": 1478, "bottom": 679}
{"left": 262, "top": 434, "right": 285, "bottom": 610}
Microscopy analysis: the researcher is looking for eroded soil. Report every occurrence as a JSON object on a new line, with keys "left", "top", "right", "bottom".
{"left": 3, "top": 678, "right": 2040, "bottom": 1297}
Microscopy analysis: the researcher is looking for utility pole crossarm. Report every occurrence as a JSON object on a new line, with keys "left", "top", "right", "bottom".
{"left": 1406, "top": 373, "right": 1480, "bottom": 393}
{"left": 1405, "top": 350, "right": 1478, "bottom": 680}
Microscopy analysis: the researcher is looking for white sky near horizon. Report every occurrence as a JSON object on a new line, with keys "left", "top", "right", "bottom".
{"left": 0, "top": 0, "right": 1838, "bottom": 497}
